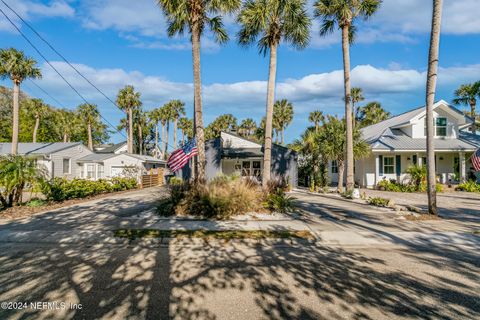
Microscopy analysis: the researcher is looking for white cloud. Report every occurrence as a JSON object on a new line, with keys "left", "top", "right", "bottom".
{"left": 0, "top": 0, "right": 74, "bottom": 32}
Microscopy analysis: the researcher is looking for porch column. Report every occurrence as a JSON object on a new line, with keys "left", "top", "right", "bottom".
{"left": 374, "top": 154, "right": 380, "bottom": 185}
{"left": 459, "top": 152, "right": 466, "bottom": 182}
{"left": 417, "top": 154, "right": 423, "bottom": 166}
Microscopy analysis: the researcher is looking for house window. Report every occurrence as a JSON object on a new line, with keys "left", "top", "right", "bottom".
{"left": 252, "top": 161, "right": 261, "bottom": 177}
{"left": 436, "top": 117, "right": 447, "bottom": 136}
{"left": 242, "top": 161, "right": 251, "bottom": 176}
{"left": 63, "top": 158, "right": 71, "bottom": 174}
{"left": 97, "top": 164, "right": 104, "bottom": 179}
{"left": 331, "top": 160, "right": 338, "bottom": 173}
{"left": 383, "top": 157, "right": 395, "bottom": 174}
{"left": 86, "top": 164, "right": 95, "bottom": 179}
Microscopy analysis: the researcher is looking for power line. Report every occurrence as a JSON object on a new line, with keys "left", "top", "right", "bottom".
{"left": 0, "top": 5, "right": 126, "bottom": 138}
{"left": 25, "top": 79, "right": 66, "bottom": 108}
{"left": 1, "top": 0, "right": 124, "bottom": 114}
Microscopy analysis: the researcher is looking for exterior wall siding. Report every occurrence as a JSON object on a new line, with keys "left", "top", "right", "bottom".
{"left": 50, "top": 144, "right": 92, "bottom": 179}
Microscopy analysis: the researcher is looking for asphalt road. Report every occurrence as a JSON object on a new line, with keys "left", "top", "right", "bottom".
{"left": 0, "top": 187, "right": 479, "bottom": 319}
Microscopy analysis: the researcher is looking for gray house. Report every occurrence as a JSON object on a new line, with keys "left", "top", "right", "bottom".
{"left": 176, "top": 132, "right": 298, "bottom": 187}
{"left": 0, "top": 142, "right": 93, "bottom": 179}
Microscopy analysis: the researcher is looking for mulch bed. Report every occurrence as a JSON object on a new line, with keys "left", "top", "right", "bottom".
{"left": 0, "top": 188, "right": 141, "bottom": 220}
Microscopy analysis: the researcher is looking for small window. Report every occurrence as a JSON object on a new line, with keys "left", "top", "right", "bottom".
{"left": 252, "top": 161, "right": 261, "bottom": 177}
{"left": 87, "top": 164, "right": 95, "bottom": 179}
{"left": 383, "top": 157, "right": 395, "bottom": 174}
{"left": 331, "top": 160, "right": 338, "bottom": 173}
{"left": 63, "top": 158, "right": 71, "bottom": 174}
{"left": 97, "top": 164, "right": 104, "bottom": 179}
{"left": 436, "top": 117, "right": 447, "bottom": 136}
{"left": 242, "top": 161, "right": 251, "bottom": 176}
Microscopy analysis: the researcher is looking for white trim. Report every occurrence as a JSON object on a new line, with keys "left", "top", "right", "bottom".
{"left": 371, "top": 149, "right": 477, "bottom": 153}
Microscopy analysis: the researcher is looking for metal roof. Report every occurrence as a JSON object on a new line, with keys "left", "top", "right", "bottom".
{"left": 0, "top": 142, "right": 82, "bottom": 155}
{"left": 77, "top": 153, "right": 166, "bottom": 163}
{"left": 96, "top": 141, "right": 127, "bottom": 153}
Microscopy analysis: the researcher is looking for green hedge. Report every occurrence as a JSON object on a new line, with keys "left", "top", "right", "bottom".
{"left": 456, "top": 180, "right": 480, "bottom": 192}
{"left": 41, "top": 177, "right": 138, "bottom": 201}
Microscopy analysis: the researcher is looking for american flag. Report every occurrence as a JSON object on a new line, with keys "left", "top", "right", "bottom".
{"left": 471, "top": 148, "right": 480, "bottom": 172}
{"left": 167, "top": 138, "right": 198, "bottom": 172}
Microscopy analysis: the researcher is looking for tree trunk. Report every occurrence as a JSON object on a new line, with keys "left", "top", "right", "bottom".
{"left": 63, "top": 133, "right": 68, "bottom": 143}
{"left": 128, "top": 108, "right": 134, "bottom": 153}
{"left": 174, "top": 118, "right": 178, "bottom": 149}
{"left": 470, "top": 101, "right": 477, "bottom": 134}
{"left": 155, "top": 123, "right": 159, "bottom": 150}
{"left": 11, "top": 80, "right": 20, "bottom": 154}
{"left": 337, "top": 161, "right": 345, "bottom": 193}
{"left": 352, "top": 102, "right": 356, "bottom": 128}
{"left": 342, "top": 25, "right": 355, "bottom": 192}
{"left": 281, "top": 127, "right": 285, "bottom": 145}
{"left": 87, "top": 122, "right": 93, "bottom": 150}
{"left": 138, "top": 123, "right": 143, "bottom": 155}
{"left": 192, "top": 23, "right": 206, "bottom": 182}
{"left": 165, "top": 121, "right": 170, "bottom": 158}
{"left": 161, "top": 123, "right": 166, "bottom": 159}
{"left": 425, "top": 0, "right": 443, "bottom": 215}
{"left": 33, "top": 116, "right": 39, "bottom": 143}
{"left": 262, "top": 43, "right": 278, "bottom": 188}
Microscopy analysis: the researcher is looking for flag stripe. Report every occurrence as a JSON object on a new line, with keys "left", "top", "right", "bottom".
{"left": 167, "top": 139, "right": 198, "bottom": 172}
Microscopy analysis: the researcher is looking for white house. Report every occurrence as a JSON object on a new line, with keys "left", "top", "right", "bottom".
{"left": 329, "top": 100, "right": 480, "bottom": 188}
{"left": 0, "top": 142, "right": 92, "bottom": 179}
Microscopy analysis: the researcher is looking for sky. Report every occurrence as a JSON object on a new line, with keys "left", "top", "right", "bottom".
{"left": 1, "top": 0, "right": 479, "bottom": 145}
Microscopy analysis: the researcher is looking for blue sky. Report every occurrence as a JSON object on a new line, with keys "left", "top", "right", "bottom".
{"left": 1, "top": 0, "right": 479, "bottom": 145}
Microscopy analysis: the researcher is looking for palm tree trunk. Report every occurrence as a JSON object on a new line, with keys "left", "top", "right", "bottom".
{"left": 181, "top": 130, "right": 185, "bottom": 144}
{"left": 11, "top": 81, "right": 20, "bottom": 154}
{"left": 63, "top": 133, "right": 68, "bottom": 143}
{"left": 262, "top": 43, "right": 277, "bottom": 187}
{"left": 470, "top": 101, "right": 476, "bottom": 134}
{"left": 281, "top": 127, "right": 285, "bottom": 145}
{"left": 174, "top": 118, "right": 178, "bottom": 149}
{"left": 342, "top": 25, "right": 354, "bottom": 192}
{"left": 33, "top": 116, "right": 40, "bottom": 143}
{"left": 128, "top": 108, "right": 134, "bottom": 153}
{"left": 426, "top": 0, "right": 443, "bottom": 215}
{"left": 165, "top": 121, "right": 170, "bottom": 158}
{"left": 352, "top": 102, "right": 356, "bottom": 128}
{"left": 87, "top": 122, "right": 93, "bottom": 150}
{"left": 337, "top": 161, "right": 345, "bottom": 193}
{"left": 138, "top": 123, "right": 143, "bottom": 155}
{"left": 161, "top": 123, "right": 166, "bottom": 158}
{"left": 155, "top": 123, "right": 159, "bottom": 150}
{"left": 192, "top": 23, "right": 206, "bottom": 182}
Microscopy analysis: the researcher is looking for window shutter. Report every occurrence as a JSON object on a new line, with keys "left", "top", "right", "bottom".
{"left": 413, "top": 155, "right": 417, "bottom": 165}
{"left": 396, "top": 155, "right": 401, "bottom": 176}
{"left": 379, "top": 155, "right": 383, "bottom": 175}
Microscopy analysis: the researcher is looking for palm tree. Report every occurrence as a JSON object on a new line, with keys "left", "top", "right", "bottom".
{"left": 77, "top": 103, "right": 100, "bottom": 150}
{"left": 273, "top": 99, "right": 294, "bottom": 145}
{"left": 178, "top": 117, "right": 193, "bottom": 143}
{"left": 0, "top": 48, "right": 42, "bottom": 154}
{"left": 149, "top": 108, "right": 162, "bottom": 154}
{"left": 135, "top": 109, "right": 148, "bottom": 155}
{"left": 425, "top": 0, "right": 443, "bottom": 215}
{"left": 239, "top": 118, "right": 257, "bottom": 139}
{"left": 238, "top": 0, "right": 310, "bottom": 187}
{"left": 116, "top": 85, "right": 142, "bottom": 154}
{"left": 159, "top": 105, "right": 171, "bottom": 158}
{"left": 25, "top": 98, "right": 48, "bottom": 143}
{"left": 314, "top": 0, "right": 380, "bottom": 192}
{"left": 357, "top": 101, "right": 391, "bottom": 127}
{"left": 350, "top": 87, "right": 365, "bottom": 127}
{"left": 158, "top": 0, "right": 241, "bottom": 182}
{"left": 205, "top": 114, "right": 237, "bottom": 139}
{"left": 57, "top": 109, "right": 76, "bottom": 142}
{"left": 453, "top": 81, "right": 480, "bottom": 134}
{"left": 168, "top": 99, "right": 186, "bottom": 149}
{"left": 308, "top": 110, "right": 324, "bottom": 132}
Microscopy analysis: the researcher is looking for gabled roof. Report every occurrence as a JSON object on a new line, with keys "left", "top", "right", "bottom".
{"left": 0, "top": 142, "right": 83, "bottom": 155}
{"left": 96, "top": 141, "right": 127, "bottom": 153}
{"left": 361, "top": 101, "right": 480, "bottom": 151}
{"left": 77, "top": 152, "right": 166, "bottom": 163}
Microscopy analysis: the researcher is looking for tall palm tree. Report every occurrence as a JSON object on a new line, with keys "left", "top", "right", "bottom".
{"left": 25, "top": 98, "right": 48, "bottom": 143}
{"left": 205, "top": 114, "right": 238, "bottom": 139}
{"left": 149, "top": 108, "right": 162, "bottom": 154}
{"left": 238, "top": 0, "right": 310, "bottom": 187}
{"left": 135, "top": 109, "right": 149, "bottom": 155}
{"left": 57, "top": 109, "right": 76, "bottom": 142}
{"left": 178, "top": 117, "right": 193, "bottom": 143}
{"left": 314, "top": 0, "right": 380, "bottom": 192}
{"left": 158, "top": 0, "right": 241, "bottom": 182}
{"left": 357, "top": 101, "right": 391, "bottom": 127}
{"left": 159, "top": 105, "right": 171, "bottom": 158}
{"left": 0, "top": 48, "right": 42, "bottom": 154}
{"left": 168, "top": 99, "right": 186, "bottom": 148}
{"left": 116, "top": 85, "right": 142, "bottom": 154}
{"left": 77, "top": 103, "right": 100, "bottom": 150}
{"left": 453, "top": 81, "right": 480, "bottom": 135}
{"left": 308, "top": 110, "right": 324, "bottom": 132}
{"left": 425, "top": 0, "right": 443, "bottom": 215}
{"left": 239, "top": 118, "right": 257, "bottom": 139}
{"left": 273, "top": 99, "right": 294, "bottom": 145}
{"left": 350, "top": 87, "right": 365, "bottom": 127}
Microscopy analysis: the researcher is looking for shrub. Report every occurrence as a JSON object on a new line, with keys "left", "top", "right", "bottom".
{"left": 263, "top": 188, "right": 294, "bottom": 213}
{"left": 367, "top": 197, "right": 391, "bottom": 207}
{"left": 377, "top": 176, "right": 442, "bottom": 193}
{"left": 41, "top": 177, "right": 138, "bottom": 201}
{"left": 456, "top": 180, "right": 480, "bottom": 192}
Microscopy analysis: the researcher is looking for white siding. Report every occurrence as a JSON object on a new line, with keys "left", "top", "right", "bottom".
{"left": 50, "top": 144, "right": 92, "bottom": 179}
{"left": 103, "top": 154, "right": 145, "bottom": 179}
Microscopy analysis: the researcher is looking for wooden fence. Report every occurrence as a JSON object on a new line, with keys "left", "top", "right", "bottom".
{"left": 141, "top": 168, "right": 164, "bottom": 188}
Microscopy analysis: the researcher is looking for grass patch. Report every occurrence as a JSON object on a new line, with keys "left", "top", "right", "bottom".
{"left": 367, "top": 197, "right": 392, "bottom": 207}
{"left": 404, "top": 214, "right": 441, "bottom": 221}
{"left": 114, "top": 229, "right": 314, "bottom": 240}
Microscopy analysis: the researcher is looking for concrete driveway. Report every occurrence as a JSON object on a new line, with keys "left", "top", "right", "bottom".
{"left": 0, "top": 187, "right": 479, "bottom": 319}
